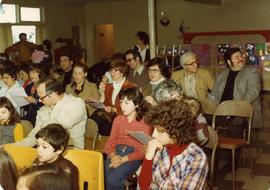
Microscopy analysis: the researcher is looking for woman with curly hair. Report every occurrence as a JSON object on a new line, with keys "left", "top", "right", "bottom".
{"left": 138, "top": 98, "right": 208, "bottom": 190}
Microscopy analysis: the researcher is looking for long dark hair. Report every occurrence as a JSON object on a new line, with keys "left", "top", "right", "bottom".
{"left": 119, "top": 87, "right": 150, "bottom": 121}
{"left": 0, "top": 149, "right": 19, "bottom": 190}
{"left": 0, "top": 97, "right": 20, "bottom": 125}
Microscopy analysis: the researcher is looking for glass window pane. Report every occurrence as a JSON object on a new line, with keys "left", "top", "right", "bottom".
{"left": 11, "top": 25, "right": 36, "bottom": 43}
{"left": 0, "top": 4, "right": 16, "bottom": 23}
{"left": 20, "top": 7, "right": 41, "bottom": 22}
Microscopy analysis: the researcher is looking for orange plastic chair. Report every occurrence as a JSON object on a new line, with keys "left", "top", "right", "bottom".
{"left": 212, "top": 100, "right": 253, "bottom": 190}
{"left": 13, "top": 123, "right": 24, "bottom": 142}
{"left": 4, "top": 144, "right": 37, "bottom": 170}
{"left": 13, "top": 120, "right": 33, "bottom": 141}
{"left": 64, "top": 149, "right": 104, "bottom": 190}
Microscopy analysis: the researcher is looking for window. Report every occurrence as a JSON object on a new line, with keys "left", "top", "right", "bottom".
{"left": 0, "top": 4, "right": 16, "bottom": 23}
{"left": 11, "top": 25, "right": 36, "bottom": 43}
{"left": 20, "top": 7, "right": 41, "bottom": 22}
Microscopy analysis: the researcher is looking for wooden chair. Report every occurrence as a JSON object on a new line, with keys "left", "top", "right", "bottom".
{"left": 64, "top": 149, "right": 105, "bottom": 190}
{"left": 85, "top": 119, "right": 99, "bottom": 150}
{"left": 212, "top": 100, "right": 254, "bottom": 190}
{"left": 4, "top": 144, "right": 37, "bottom": 170}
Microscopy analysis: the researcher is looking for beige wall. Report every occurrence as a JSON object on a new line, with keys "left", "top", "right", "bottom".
{"left": 156, "top": 0, "right": 270, "bottom": 45}
{"left": 3, "top": 0, "right": 270, "bottom": 65}
{"left": 0, "top": 0, "right": 86, "bottom": 57}
{"left": 84, "top": 0, "right": 149, "bottom": 64}
{"left": 83, "top": 0, "right": 270, "bottom": 65}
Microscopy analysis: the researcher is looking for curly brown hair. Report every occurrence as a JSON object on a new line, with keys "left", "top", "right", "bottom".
{"left": 144, "top": 99, "right": 196, "bottom": 145}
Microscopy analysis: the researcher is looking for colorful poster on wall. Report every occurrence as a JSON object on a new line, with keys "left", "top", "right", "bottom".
{"left": 191, "top": 44, "right": 211, "bottom": 66}
{"left": 217, "top": 44, "right": 230, "bottom": 65}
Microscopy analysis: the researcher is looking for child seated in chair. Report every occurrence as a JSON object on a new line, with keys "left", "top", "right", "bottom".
{"left": 138, "top": 99, "right": 208, "bottom": 189}
{"left": 104, "top": 87, "right": 152, "bottom": 190}
{"left": 33, "top": 123, "right": 79, "bottom": 190}
{"left": 0, "top": 97, "right": 23, "bottom": 145}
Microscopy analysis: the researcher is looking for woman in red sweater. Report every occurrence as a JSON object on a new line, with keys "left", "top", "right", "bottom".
{"left": 104, "top": 87, "right": 152, "bottom": 190}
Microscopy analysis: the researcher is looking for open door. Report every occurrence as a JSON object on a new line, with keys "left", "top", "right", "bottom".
{"left": 95, "top": 24, "right": 114, "bottom": 62}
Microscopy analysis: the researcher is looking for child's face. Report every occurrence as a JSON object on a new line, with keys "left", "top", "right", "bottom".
{"left": 120, "top": 97, "right": 136, "bottom": 116}
{"left": 36, "top": 138, "right": 62, "bottom": 163}
{"left": 152, "top": 126, "right": 175, "bottom": 145}
{"left": 0, "top": 107, "right": 11, "bottom": 124}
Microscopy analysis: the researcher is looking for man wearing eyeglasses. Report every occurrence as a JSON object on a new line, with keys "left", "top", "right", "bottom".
{"left": 125, "top": 49, "right": 149, "bottom": 88}
{"left": 171, "top": 52, "right": 214, "bottom": 100}
{"left": 14, "top": 77, "right": 87, "bottom": 149}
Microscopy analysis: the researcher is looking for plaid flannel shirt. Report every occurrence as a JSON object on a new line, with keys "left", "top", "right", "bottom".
{"left": 150, "top": 143, "right": 208, "bottom": 190}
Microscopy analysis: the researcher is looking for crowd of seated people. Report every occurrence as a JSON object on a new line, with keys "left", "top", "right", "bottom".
{"left": 0, "top": 30, "right": 262, "bottom": 189}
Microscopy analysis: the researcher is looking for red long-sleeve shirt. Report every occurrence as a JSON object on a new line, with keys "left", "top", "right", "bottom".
{"left": 104, "top": 115, "right": 153, "bottom": 161}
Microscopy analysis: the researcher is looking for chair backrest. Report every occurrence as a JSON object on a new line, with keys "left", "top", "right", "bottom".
{"left": 204, "top": 126, "right": 218, "bottom": 185}
{"left": 205, "top": 126, "right": 219, "bottom": 150}
{"left": 14, "top": 123, "right": 24, "bottom": 142}
{"left": 64, "top": 150, "right": 104, "bottom": 190}
{"left": 200, "top": 99, "right": 218, "bottom": 115}
{"left": 212, "top": 100, "right": 253, "bottom": 143}
{"left": 4, "top": 144, "right": 37, "bottom": 170}
{"left": 20, "top": 120, "right": 33, "bottom": 137}
{"left": 85, "top": 119, "right": 99, "bottom": 150}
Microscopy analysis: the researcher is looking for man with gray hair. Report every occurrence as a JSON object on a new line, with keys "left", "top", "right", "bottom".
{"left": 171, "top": 52, "right": 214, "bottom": 100}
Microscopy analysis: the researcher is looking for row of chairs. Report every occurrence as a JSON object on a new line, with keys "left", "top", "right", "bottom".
{"left": 10, "top": 119, "right": 105, "bottom": 190}
{"left": 4, "top": 144, "right": 105, "bottom": 190}
{"left": 200, "top": 99, "right": 254, "bottom": 190}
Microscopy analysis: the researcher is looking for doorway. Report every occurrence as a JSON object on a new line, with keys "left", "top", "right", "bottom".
{"left": 95, "top": 24, "right": 114, "bottom": 62}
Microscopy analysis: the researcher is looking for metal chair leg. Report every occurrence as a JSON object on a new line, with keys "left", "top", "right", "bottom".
{"left": 232, "top": 149, "right": 235, "bottom": 190}
{"left": 248, "top": 146, "right": 254, "bottom": 178}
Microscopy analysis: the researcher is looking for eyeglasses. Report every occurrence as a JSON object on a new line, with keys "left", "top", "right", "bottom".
{"left": 148, "top": 69, "right": 160, "bottom": 73}
{"left": 126, "top": 57, "right": 135, "bottom": 62}
{"left": 39, "top": 92, "right": 52, "bottom": 101}
{"left": 109, "top": 68, "right": 120, "bottom": 72}
{"left": 184, "top": 60, "right": 199, "bottom": 66}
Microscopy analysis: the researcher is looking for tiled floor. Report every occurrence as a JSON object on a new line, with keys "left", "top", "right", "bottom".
{"left": 214, "top": 92, "right": 270, "bottom": 190}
